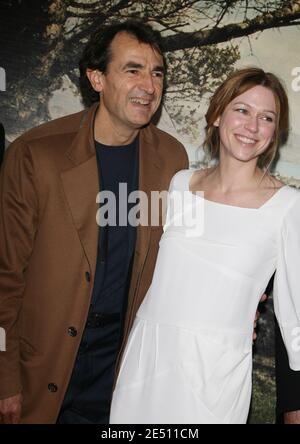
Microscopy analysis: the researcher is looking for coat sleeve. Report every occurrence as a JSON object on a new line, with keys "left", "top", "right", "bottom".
{"left": 0, "top": 139, "right": 39, "bottom": 399}
{"left": 273, "top": 193, "right": 300, "bottom": 372}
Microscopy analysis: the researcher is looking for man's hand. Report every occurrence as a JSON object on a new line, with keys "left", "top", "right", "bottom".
{"left": 0, "top": 393, "right": 23, "bottom": 424}
{"left": 253, "top": 293, "right": 268, "bottom": 342}
{"left": 284, "top": 410, "right": 300, "bottom": 424}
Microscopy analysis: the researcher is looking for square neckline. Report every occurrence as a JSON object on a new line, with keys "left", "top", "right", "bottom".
{"left": 187, "top": 169, "right": 287, "bottom": 211}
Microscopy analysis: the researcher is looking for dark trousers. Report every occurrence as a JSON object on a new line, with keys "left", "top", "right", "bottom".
{"left": 57, "top": 320, "right": 121, "bottom": 424}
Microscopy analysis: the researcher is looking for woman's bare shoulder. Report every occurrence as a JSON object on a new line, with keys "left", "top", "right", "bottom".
{"left": 265, "top": 174, "right": 286, "bottom": 190}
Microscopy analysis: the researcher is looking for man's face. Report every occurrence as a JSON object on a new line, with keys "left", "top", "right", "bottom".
{"left": 95, "top": 32, "right": 165, "bottom": 132}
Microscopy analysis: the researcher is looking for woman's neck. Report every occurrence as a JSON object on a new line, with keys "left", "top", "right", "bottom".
{"left": 209, "top": 157, "right": 264, "bottom": 193}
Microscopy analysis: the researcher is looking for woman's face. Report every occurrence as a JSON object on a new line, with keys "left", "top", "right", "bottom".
{"left": 215, "top": 85, "right": 277, "bottom": 164}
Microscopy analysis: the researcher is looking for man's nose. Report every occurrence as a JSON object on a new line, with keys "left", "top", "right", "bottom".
{"left": 140, "top": 73, "right": 155, "bottom": 94}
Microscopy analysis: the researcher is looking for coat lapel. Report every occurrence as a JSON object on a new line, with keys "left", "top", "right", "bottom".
{"left": 124, "top": 124, "right": 163, "bottom": 324}
{"left": 135, "top": 123, "right": 162, "bottom": 261}
{"left": 60, "top": 104, "right": 99, "bottom": 275}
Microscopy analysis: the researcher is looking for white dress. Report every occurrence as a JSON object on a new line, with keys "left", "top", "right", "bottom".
{"left": 110, "top": 169, "right": 300, "bottom": 424}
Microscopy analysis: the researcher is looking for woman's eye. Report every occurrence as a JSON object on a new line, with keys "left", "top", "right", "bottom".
{"left": 261, "top": 115, "right": 274, "bottom": 122}
{"left": 235, "top": 108, "right": 247, "bottom": 114}
{"left": 127, "top": 70, "right": 138, "bottom": 74}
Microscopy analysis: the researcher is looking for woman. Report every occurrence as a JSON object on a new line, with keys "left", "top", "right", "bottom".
{"left": 110, "top": 68, "right": 300, "bottom": 424}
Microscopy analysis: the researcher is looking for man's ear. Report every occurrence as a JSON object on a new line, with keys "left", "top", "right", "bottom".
{"left": 86, "top": 69, "right": 104, "bottom": 93}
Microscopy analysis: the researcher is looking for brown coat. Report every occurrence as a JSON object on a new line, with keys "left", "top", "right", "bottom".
{"left": 0, "top": 104, "right": 188, "bottom": 423}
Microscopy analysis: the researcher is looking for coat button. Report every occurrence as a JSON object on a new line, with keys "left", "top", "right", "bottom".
{"left": 68, "top": 326, "right": 77, "bottom": 337}
{"left": 85, "top": 271, "right": 91, "bottom": 282}
{"left": 48, "top": 383, "right": 58, "bottom": 393}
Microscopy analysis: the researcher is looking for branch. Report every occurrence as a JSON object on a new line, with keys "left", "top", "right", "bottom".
{"left": 213, "top": 0, "right": 241, "bottom": 28}
{"left": 67, "top": 0, "right": 109, "bottom": 9}
{"left": 107, "top": 0, "right": 134, "bottom": 16}
{"left": 162, "top": 0, "right": 300, "bottom": 51}
{"left": 161, "top": 102, "right": 180, "bottom": 133}
{"left": 67, "top": 0, "right": 132, "bottom": 16}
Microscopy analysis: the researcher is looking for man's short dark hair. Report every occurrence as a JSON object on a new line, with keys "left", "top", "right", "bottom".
{"left": 79, "top": 20, "right": 165, "bottom": 106}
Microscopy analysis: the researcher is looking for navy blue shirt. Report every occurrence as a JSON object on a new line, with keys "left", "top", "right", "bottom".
{"left": 91, "top": 136, "right": 138, "bottom": 313}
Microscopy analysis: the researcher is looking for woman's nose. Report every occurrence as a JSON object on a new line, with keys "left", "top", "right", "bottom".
{"left": 245, "top": 115, "right": 259, "bottom": 133}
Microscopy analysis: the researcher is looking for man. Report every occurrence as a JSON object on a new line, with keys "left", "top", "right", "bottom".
{"left": 0, "top": 20, "right": 188, "bottom": 424}
{"left": 263, "top": 274, "right": 300, "bottom": 425}
{"left": 276, "top": 321, "right": 300, "bottom": 424}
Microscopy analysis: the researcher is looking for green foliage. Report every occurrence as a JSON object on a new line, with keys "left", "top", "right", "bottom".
{"left": 249, "top": 356, "right": 276, "bottom": 424}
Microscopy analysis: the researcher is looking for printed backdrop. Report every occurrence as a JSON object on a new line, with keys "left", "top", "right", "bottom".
{"left": 1, "top": 0, "right": 300, "bottom": 424}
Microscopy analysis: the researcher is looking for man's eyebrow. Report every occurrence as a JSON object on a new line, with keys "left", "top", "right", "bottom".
{"left": 233, "top": 101, "right": 277, "bottom": 115}
{"left": 122, "top": 61, "right": 165, "bottom": 73}
{"left": 153, "top": 65, "right": 165, "bottom": 74}
{"left": 122, "top": 62, "right": 144, "bottom": 70}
